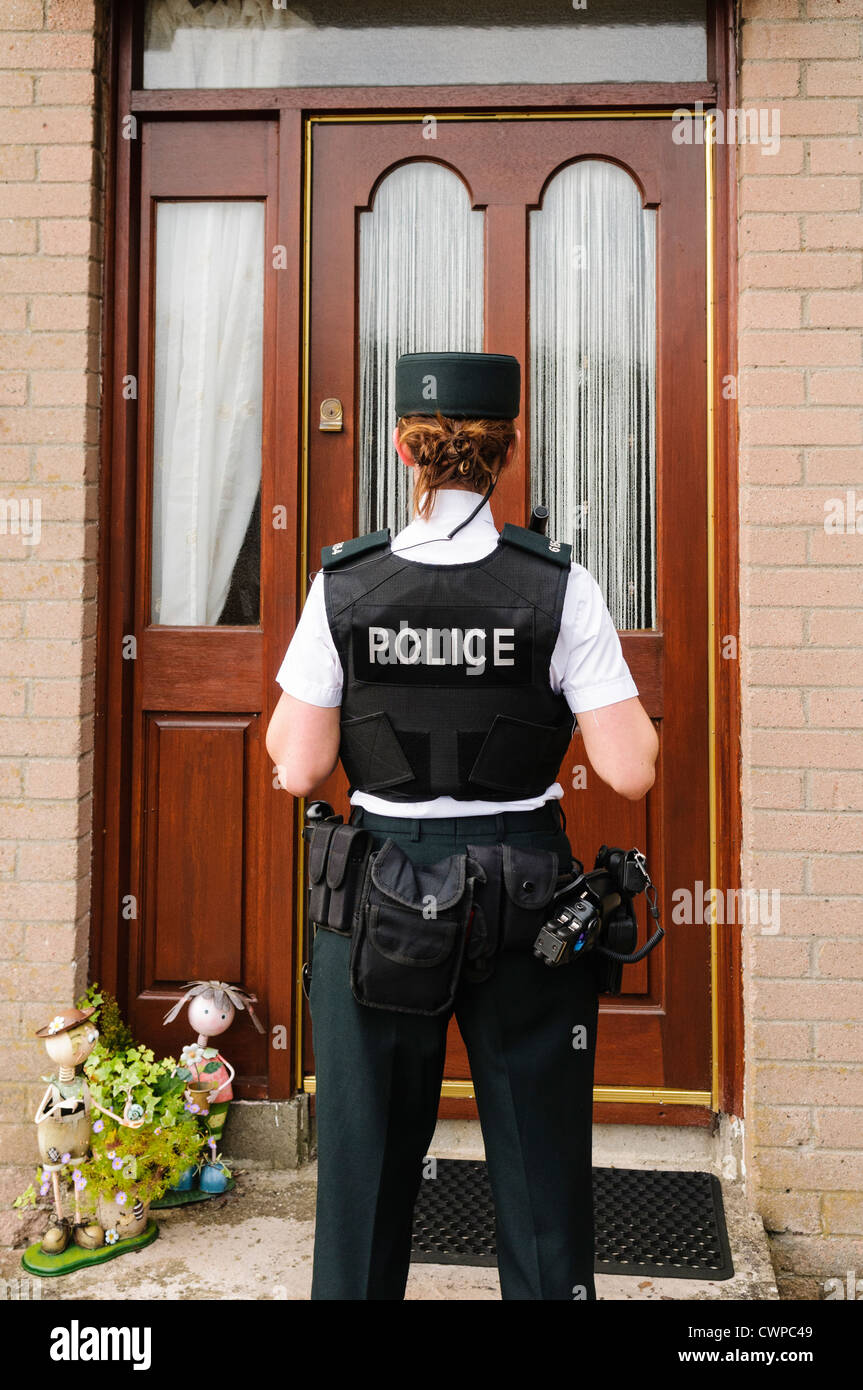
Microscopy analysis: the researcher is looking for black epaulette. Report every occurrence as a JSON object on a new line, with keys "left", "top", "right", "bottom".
{"left": 500, "top": 522, "right": 571, "bottom": 569}
{"left": 321, "top": 528, "right": 391, "bottom": 571}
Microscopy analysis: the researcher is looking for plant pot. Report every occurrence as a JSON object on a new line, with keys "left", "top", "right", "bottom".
{"left": 198, "top": 1163, "right": 229, "bottom": 1194}
{"left": 186, "top": 1085, "right": 211, "bottom": 1115}
{"left": 170, "top": 1164, "right": 198, "bottom": 1192}
{"left": 98, "top": 1194, "right": 150, "bottom": 1240}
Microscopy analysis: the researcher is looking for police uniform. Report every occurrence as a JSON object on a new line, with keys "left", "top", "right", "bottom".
{"left": 276, "top": 353, "right": 639, "bottom": 1301}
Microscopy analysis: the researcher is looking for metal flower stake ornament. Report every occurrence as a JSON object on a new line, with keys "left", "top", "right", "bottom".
{"left": 163, "top": 981, "right": 265, "bottom": 1149}
{"left": 32, "top": 1008, "right": 147, "bottom": 1256}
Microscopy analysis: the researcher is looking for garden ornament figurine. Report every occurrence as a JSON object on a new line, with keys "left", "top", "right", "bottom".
{"left": 33, "top": 1007, "right": 146, "bottom": 1256}
{"left": 163, "top": 981, "right": 265, "bottom": 1145}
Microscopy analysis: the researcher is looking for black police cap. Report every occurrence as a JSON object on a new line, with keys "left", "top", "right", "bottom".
{"left": 395, "top": 351, "right": 520, "bottom": 421}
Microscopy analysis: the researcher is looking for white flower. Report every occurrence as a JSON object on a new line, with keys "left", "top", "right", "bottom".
{"left": 180, "top": 1043, "right": 205, "bottom": 1068}
{"left": 47, "top": 1016, "right": 66, "bottom": 1034}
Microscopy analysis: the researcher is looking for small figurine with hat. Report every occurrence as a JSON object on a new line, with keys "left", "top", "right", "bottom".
{"left": 163, "top": 981, "right": 265, "bottom": 1149}
{"left": 33, "top": 1006, "right": 146, "bottom": 1255}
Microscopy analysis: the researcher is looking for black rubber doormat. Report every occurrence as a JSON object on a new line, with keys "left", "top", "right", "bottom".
{"left": 411, "top": 1159, "right": 734, "bottom": 1280}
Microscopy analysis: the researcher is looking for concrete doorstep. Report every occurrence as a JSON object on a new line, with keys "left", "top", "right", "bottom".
{"left": 1, "top": 1120, "right": 779, "bottom": 1301}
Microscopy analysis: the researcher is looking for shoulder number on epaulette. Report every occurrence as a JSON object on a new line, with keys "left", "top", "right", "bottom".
{"left": 500, "top": 521, "right": 571, "bottom": 569}
{"left": 321, "top": 527, "right": 391, "bottom": 571}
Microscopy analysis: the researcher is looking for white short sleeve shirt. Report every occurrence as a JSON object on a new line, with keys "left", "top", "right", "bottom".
{"left": 276, "top": 489, "right": 639, "bottom": 816}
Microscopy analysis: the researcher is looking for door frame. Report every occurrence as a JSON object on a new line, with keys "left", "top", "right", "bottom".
{"left": 92, "top": 0, "right": 742, "bottom": 1122}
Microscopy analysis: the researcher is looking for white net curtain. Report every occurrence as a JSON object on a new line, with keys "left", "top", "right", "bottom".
{"left": 530, "top": 160, "right": 657, "bottom": 631}
{"left": 358, "top": 162, "right": 484, "bottom": 536}
{"left": 151, "top": 200, "right": 264, "bottom": 626}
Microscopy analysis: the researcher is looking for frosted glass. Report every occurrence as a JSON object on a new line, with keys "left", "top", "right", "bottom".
{"left": 144, "top": 0, "right": 707, "bottom": 89}
{"left": 358, "top": 163, "right": 484, "bottom": 536}
{"left": 530, "top": 161, "right": 656, "bottom": 630}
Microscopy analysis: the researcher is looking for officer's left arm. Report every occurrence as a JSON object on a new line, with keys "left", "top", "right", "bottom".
{"left": 266, "top": 691, "right": 341, "bottom": 798}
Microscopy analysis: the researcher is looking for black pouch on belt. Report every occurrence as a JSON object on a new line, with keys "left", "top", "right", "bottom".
{"left": 349, "top": 839, "right": 480, "bottom": 1016}
{"left": 306, "top": 822, "right": 372, "bottom": 935}
{"left": 498, "top": 843, "right": 566, "bottom": 952}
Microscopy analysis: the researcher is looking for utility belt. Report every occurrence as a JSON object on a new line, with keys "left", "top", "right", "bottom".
{"left": 302, "top": 803, "right": 664, "bottom": 1016}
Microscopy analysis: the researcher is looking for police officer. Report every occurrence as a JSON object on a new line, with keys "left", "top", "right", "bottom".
{"left": 266, "top": 352, "right": 659, "bottom": 1301}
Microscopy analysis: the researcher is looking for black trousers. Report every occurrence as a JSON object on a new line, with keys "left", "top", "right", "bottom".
{"left": 308, "top": 801, "right": 600, "bottom": 1301}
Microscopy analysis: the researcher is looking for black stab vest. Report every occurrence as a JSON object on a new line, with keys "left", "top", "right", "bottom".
{"left": 322, "top": 525, "right": 576, "bottom": 803}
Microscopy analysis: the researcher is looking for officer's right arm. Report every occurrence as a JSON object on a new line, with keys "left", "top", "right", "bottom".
{"left": 557, "top": 564, "right": 659, "bottom": 801}
{"left": 575, "top": 696, "right": 658, "bottom": 801}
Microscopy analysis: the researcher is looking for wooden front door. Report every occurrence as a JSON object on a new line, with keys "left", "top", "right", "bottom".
{"left": 122, "top": 117, "right": 291, "bottom": 1093}
{"left": 303, "top": 114, "right": 711, "bottom": 1113}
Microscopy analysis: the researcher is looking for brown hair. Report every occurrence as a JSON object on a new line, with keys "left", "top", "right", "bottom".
{"left": 396, "top": 412, "right": 517, "bottom": 520}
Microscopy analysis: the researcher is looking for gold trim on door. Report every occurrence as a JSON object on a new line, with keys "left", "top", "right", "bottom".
{"left": 296, "top": 108, "right": 719, "bottom": 1113}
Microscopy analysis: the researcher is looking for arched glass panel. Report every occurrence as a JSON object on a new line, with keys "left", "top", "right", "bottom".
{"left": 358, "top": 162, "right": 484, "bottom": 535}
{"left": 530, "top": 160, "right": 657, "bottom": 629}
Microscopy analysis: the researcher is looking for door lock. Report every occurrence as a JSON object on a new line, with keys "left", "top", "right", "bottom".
{"left": 319, "top": 398, "right": 343, "bottom": 432}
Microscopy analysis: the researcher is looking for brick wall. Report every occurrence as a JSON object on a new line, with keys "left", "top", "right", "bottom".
{"left": 739, "top": 0, "right": 863, "bottom": 1298}
{"left": 0, "top": 0, "right": 107, "bottom": 1201}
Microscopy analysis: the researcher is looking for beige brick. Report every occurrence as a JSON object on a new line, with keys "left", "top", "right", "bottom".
{"left": 814, "top": 1023, "right": 863, "bottom": 1061}
{"left": 0, "top": 220, "right": 37, "bottom": 255}
{"left": 808, "top": 368, "right": 863, "bottom": 403}
{"left": 38, "top": 217, "right": 100, "bottom": 259}
{"left": 808, "top": 770, "right": 863, "bottom": 810}
{"left": 29, "top": 294, "right": 95, "bottom": 332}
{"left": 744, "top": 528, "right": 808, "bottom": 565}
{"left": 22, "top": 923, "right": 85, "bottom": 964}
{"left": 741, "top": 366, "right": 807, "bottom": 405}
{"left": 809, "top": 209, "right": 863, "bottom": 253}
{"left": 0, "top": 146, "right": 36, "bottom": 183}
{"left": 809, "top": 138, "right": 863, "bottom": 176}
{"left": 748, "top": 729, "right": 863, "bottom": 772}
{"left": 0, "top": 679, "right": 27, "bottom": 716}
{"left": 35, "top": 72, "right": 97, "bottom": 106}
{"left": 752, "top": 984, "right": 863, "bottom": 1025}
{"left": 750, "top": 770, "right": 805, "bottom": 806}
{"left": 24, "top": 600, "right": 88, "bottom": 639}
{"left": 0, "top": 69, "right": 34, "bottom": 102}
{"left": 0, "top": 297, "right": 27, "bottom": 331}
{"left": 739, "top": 135, "right": 804, "bottom": 177}
{"left": 745, "top": 570, "right": 863, "bottom": 606}
{"left": 0, "top": 109, "right": 95, "bottom": 148}
{"left": 747, "top": 607, "right": 806, "bottom": 645}
{"left": 741, "top": 216, "right": 803, "bottom": 254}
{"left": 814, "top": 1107, "right": 863, "bottom": 1147}
{"left": 744, "top": 22, "right": 860, "bottom": 60}
{"left": 752, "top": 937, "right": 812, "bottom": 975}
{"left": 740, "top": 445, "right": 804, "bottom": 484}
{"left": 748, "top": 649, "right": 862, "bottom": 685}
{"left": 747, "top": 689, "right": 806, "bottom": 727}
{"left": 740, "top": 253, "right": 861, "bottom": 291}
{"left": 808, "top": 690, "right": 863, "bottom": 727}
{"left": 30, "top": 678, "right": 90, "bottom": 717}
{"left": 823, "top": 1194, "right": 863, "bottom": 1236}
{"left": 30, "top": 370, "right": 100, "bottom": 410}
{"left": 742, "top": 176, "right": 862, "bottom": 214}
{"left": 810, "top": 855, "right": 863, "bottom": 895}
{"left": 744, "top": 852, "right": 806, "bottom": 893}
{"left": 817, "top": 942, "right": 863, "bottom": 978}
{"left": 0, "top": 372, "right": 28, "bottom": 406}
{"left": 739, "top": 57, "right": 802, "bottom": 97}
{"left": 809, "top": 292, "right": 863, "bottom": 329}
{"left": 753, "top": 1020, "right": 812, "bottom": 1058}
{"left": 745, "top": 407, "right": 860, "bottom": 446}
{"left": 806, "top": 453, "right": 863, "bottom": 491}
{"left": 758, "top": 1192, "right": 822, "bottom": 1235}
{"left": 0, "top": 764, "right": 23, "bottom": 799}
{"left": 0, "top": 406, "right": 93, "bottom": 447}
{"left": 37, "top": 145, "right": 96, "bottom": 183}
{"left": 740, "top": 288, "right": 803, "bottom": 329}
{"left": 739, "top": 329, "right": 861, "bottom": 365}
{"left": 752, "top": 1105, "right": 812, "bottom": 1146}
{"left": 0, "top": 34, "right": 98, "bottom": 70}
{"left": 807, "top": 61, "right": 863, "bottom": 97}
{"left": 23, "top": 758, "right": 83, "bottom": 801}
{"left": 32, "top": 444, "right": 98, "bottom": 483}
{"left": 776, "top": 897, "right": 863, "bottom": 938}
